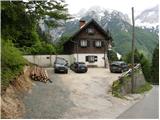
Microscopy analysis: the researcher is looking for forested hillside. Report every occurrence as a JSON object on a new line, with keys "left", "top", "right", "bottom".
{"left": 1, "top": 1, "right": 70, "bottom": 88}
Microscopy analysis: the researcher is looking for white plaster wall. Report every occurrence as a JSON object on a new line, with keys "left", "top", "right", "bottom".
{"left": 23, "top": 54, "right": 109, "bottom": 68}
{"left": 23, "top": 55, "right": 74, "bottom": 67}
{"left": 72, "top": 53, "right": 109, "bottom": 68}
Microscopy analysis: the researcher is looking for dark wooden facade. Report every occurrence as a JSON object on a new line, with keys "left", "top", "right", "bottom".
{"left": 63, "top": 19, "right": 111, "bottom": 54}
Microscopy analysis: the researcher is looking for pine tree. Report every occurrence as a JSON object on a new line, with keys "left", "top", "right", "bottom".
{"left": 1, "top": 1, "right": 70, "bottom": 47}
{"left": 151, "top": 45, "right": 159, "bottom": 84}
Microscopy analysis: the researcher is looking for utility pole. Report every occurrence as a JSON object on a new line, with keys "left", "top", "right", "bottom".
{"left": 131, "top": 7, "right": 135, "bottom": 93}
{"left": 76, "top": 43, "right": 79, "bottom": 62}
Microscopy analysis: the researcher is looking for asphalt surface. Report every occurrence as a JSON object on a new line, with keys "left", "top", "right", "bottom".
{"left": 23, "top": 68, "right": 150, "bottom": 119}
{"left": 117, "top": 85, "right": 159, "bottom": 119}
{"left": 22, "top": 68, "right": 127, "bottom": 118}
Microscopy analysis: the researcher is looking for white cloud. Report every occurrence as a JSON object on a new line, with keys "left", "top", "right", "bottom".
{"left": 65, "top": 0, "right": 159, "bottom": 18}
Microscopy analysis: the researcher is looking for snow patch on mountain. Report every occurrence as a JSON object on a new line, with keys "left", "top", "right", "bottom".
{"left": 135, "top": 5, "right": 159, "bottom": 28}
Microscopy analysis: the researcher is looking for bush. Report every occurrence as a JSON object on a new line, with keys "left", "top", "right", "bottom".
{"left": 134, "top": 82, "right": 152, "bottom": 93}
{"left": 1, "top": 39, "right": 27, "bottom": 88}
{"left": 21, "top": 41, "right": 56, "bottom": 55}
{"left": 107, "top": 49, "right": 119, "bottom": 63}
{"left": 151, "top": 45, "right": 159, "bottom": 84}
{"left": 124, "top": 49, "right": 151, "bottom": 82}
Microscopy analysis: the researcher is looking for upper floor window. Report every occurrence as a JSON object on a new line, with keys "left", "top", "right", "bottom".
{"left": 80, "top": 40, "right": 88, "bottom": 47}
{"left": 95, "top": 40, "right": 102, "bottom": 48}
{"left": 87, "top": 28, "right": 95, "bottom": 35}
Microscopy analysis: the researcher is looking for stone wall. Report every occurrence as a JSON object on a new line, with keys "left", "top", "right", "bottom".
{"left": 112, "top": 69, "right": 146, "bottom": 96}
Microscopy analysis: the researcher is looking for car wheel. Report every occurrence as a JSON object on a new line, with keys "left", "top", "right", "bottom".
{"left": 121, "top": 69, "right": 124, "bottom": 73}
{"left": 65, "top": 70, "right": 68, "bottom": 74}
{"left": 54, "top": 69, "right": 57, "bottom": 73}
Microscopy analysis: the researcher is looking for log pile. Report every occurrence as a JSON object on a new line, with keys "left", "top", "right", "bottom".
{"left": 30, "top": 66, "right": 51, "bottom": 83}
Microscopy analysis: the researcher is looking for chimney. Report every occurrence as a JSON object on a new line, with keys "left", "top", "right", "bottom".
{"left": 79, "top": 20, "right": 86, "bottom": 29}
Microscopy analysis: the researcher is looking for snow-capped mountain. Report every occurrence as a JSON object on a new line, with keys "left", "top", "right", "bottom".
{"left": 39, "top": 5, "right": 158, "bottom": 60}
{"left": 64, "top": 5, "right": 132, "bottom": 36}
{"left": 72, "top": 6, "right": 131, "bottom": 25}
{"left": 135, "top": 5, "right": 159, "bottom": 28}
{"left": 63, "top": 6, "right": 158, "bottom": 59}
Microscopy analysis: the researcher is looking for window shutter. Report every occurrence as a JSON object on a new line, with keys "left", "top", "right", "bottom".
{"left": 94, "top": 56, "right": 98, "bottom": 61}
{"left": 78, "top": 40, "right": 81, "bottom": 47}
{"left": 87, "top": 40, "right": 90, "bottom": 47}
{"left": 86, "top": 56, "right": 89, "bottom": 62}
{"left": 93, "top": 40, "right": 95, "bottom": 47}
{"left": 101, "top": 41, "right": 104, "bottom": 47}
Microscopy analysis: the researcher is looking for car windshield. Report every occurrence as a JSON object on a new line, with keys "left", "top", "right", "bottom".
{"left": 111, "top": 64, "right": 119, "bottom": 67}
{"left": 111, "top": 61, "right": 125, "bottom": 66}
{"left": 121, "top": 63, "right": 127, "bottom": 67}
{"left": 55, "top": 59, "right": 67, "bottom": 65}
{"left": 78, "top": 63, "right": 86, "bottom": 67}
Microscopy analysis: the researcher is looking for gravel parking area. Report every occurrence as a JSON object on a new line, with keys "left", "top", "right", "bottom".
{"left": 23, "top": 68, "right": 142, "bottom": 118}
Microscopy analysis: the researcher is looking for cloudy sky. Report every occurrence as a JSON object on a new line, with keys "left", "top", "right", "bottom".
{"left": 65, "top": 0, "right": 159, "bottom": 18}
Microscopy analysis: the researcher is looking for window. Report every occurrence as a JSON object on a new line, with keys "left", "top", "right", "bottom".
{"left": 80, "top": 40, "right": 87, "bottom": 47}
{"left": 95, "top": 40, "right": 102, "bottom": 48}
{"left": 86, "top": 56, "right": 98, "bottom": 63}
{"left": 87, "top": 28, "right": 94, "bottom": 34}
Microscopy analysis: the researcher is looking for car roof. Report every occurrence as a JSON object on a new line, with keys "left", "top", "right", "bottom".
{"left": 74, "top": 62, "right": 85, "bottom": 64}
{"left": 55, "top": 57, "right": 67, "bottom": 62}
{"left": 111, "top": 61, "right": 126, "bottom": 65}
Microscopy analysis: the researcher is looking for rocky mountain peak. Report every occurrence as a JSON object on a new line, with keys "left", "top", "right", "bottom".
{"left": 135, "top": 5, "right": 159, "bottom": 28}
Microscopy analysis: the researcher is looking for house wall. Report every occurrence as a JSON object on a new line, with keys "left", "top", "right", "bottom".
{"left": 73, "top": 53, "right": 109, "bottom": 68}
{"left": 72, "top": 24, "right": 108, "bottom": 54}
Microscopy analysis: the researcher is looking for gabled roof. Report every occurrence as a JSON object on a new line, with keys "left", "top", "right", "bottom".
{"left": 71, "top": 19, "right": 110, "bottom": 40}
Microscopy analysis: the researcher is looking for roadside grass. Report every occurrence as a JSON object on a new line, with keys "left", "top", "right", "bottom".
{"left": 112, "top": 79, "right": 127, "bottom": 99}
{"left": 134, "top": 82, "right": 153, "bottom": 93}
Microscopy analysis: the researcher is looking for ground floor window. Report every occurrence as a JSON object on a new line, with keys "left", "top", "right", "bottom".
{"left": 86, "top": 56, "right": 98, "bottom": 63}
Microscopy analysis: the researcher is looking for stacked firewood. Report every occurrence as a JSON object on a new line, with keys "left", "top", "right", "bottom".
{"left": 30, "top": 66, "right": 52, "bottom": 83}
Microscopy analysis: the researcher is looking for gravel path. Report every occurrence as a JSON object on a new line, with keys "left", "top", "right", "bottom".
{"left": 23, "top": 68, "right": 142, "bottom": 119}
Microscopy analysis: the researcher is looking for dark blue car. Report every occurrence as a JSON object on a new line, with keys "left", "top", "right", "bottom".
{"left": 110, "top": 61, "right": 129, "bottom": 73}
{"left": 70, "top": 62, "right": 88, "bottom": 73}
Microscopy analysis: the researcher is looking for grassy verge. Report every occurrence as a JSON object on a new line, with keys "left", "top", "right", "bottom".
{"left": 112, "top": 79, "right": 127, "bottom": 99}
{"left": 134, "top": 82, "right": 152, "bottom": 93}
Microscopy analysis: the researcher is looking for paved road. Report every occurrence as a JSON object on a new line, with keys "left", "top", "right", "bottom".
{"left": 117, "top": 85, "right": 159, "bottom": 119}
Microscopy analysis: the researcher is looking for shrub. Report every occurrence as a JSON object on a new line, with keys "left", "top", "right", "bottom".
{"left": 107, "top": 49, "right": 119, "bottom": 63}
{"left": 151, "top": 45, "right": 159, "bottom": 84}
{"left": 124, "top": 49, "right": 151, "bottom": 82}
{"left": 1, "top": 39, "right": 27, "bottom": 88}
{"left": 134, "top": 82, "right": 152, "bottom": 93}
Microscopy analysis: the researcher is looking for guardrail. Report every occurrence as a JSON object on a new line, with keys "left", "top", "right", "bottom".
{"left": 119, "top": 63, "right": 141, "bottom": 79}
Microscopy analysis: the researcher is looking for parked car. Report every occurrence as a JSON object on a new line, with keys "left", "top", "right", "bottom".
{"left": 70, "top": 62, "right": 88, "bottom": 73}
{"left": 54, "top": 57, "right": 68, "bottom": 73}
{"left": 110, "top": 61, "right": 129, "bottom": 73}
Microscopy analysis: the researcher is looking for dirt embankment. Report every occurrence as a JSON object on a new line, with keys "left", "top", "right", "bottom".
{"left": 1, "top": 66, "right": 33, "bottom": 119}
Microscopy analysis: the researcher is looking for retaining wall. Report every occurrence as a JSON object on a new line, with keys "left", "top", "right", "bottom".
{"left": 112, "top": 69, "right": 146, "bottom": 96}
